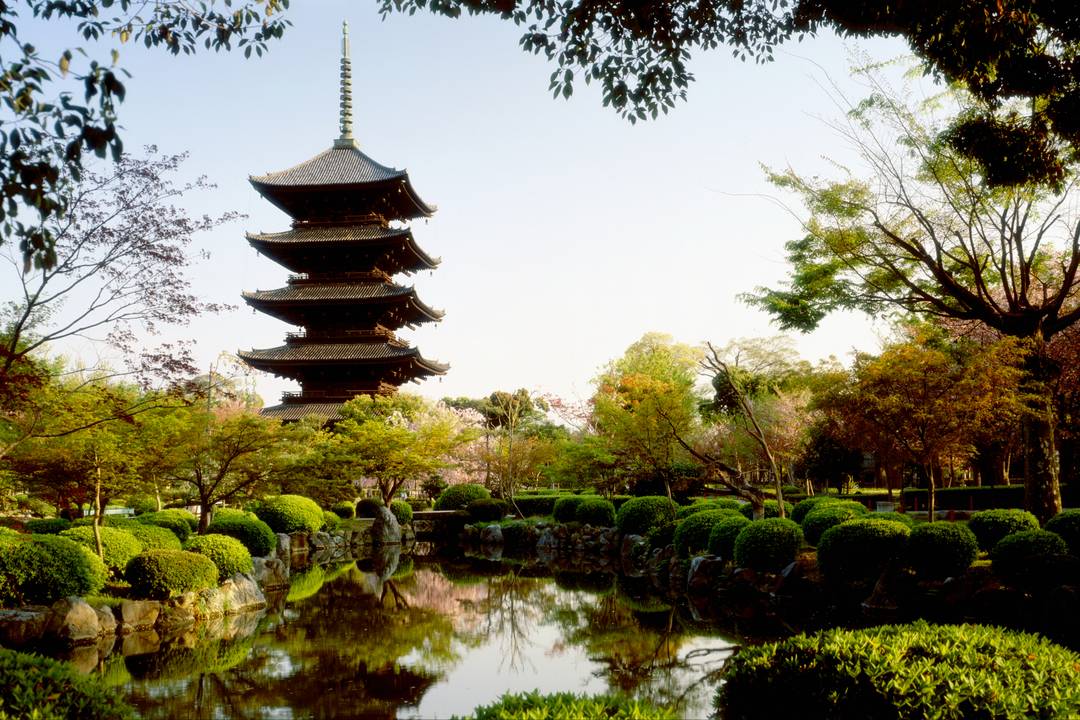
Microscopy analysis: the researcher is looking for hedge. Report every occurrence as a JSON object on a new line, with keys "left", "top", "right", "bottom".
{"left": 468, "top": 498, "right": 508, "bottom": 523}
{"left": 738, "top": 499, "right": 795, "bottom": 520}
{"left": 390, "top": 499, "right": 413, "bottom": 526}
{"left": 733, "top": 518, "right": 803, "bottom": 572}
{"left": 575, "top": 498, "right": 616, "bottom": 527}
{"left": 512, "top": 494, "right": 559, "bottom": 517}
{"left": 24, "top": 517, "right": 72, "bottom": 535}
{"left": 1044, "top": 508, "right": 1080, "bottom": 557}
{"left": 138, "top": 509, "right": 198, "bottom": 542}
{"left": 0, "top": 647, "right": 134, "bottom": 719}
{"left": 256, "top": 495, "right": 324, "bottom": 534}
{"left": 674, "top": 509, "right": 740, "bottom": 557}
{"left": 355, "top": 497, "right": 384, "bottom": 518}
{"left": 801, "top": 504, "right": 868, "bottom": 546}
{"left": 615, "top": 496, "right": 677, "bottom": 536}
{"left": 901, "top": 484, "right": 1079, "bottom": 511}
{"left": 125, "top": 550, "right": 219, "bottom": 600}
{"left": 0, "top": 535, "right": 107, "bottom": 606}
{"left": 205, "top": 511, "right": 277, "bottom": 557}
{"left": 330, "top": 500, "right": 355, "bottom": 519}
{"left": 817, "top": 519, "right": 910, "bottom": 589}
{"left": 968, "top": 509, "right": 1040, "bottom": 551}
{"left": 467, "top": 691, "right": 677, "bottom": 720}
{"left": 59, "top": 526, "right": 144, "bottom": 576}
{"left": 434, "top": 483, "right": 491, "bottom": 511}
{"left": 184, "top": 534, "right": 253, "bottom": 581}
{"left": 715, "top": 621, "right": 1080, "bottom": 720}
{"left": 707, "top": 514, "right": 752, "bottom": 560}
{"left": 906, "top": 521, "right": 978, "bottom": 580}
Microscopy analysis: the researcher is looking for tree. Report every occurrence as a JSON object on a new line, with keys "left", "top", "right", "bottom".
{"left": 746, "top": 80, "right": 1080, "bottom": 521}
{"left": 380, "top": 0, "right": 1080, "bottom": 187}
{"left": 0, "top": 150, "right": 233, "bottom": 458}
{"left": 1, "top": 0, "right": 289, "bottom": 269}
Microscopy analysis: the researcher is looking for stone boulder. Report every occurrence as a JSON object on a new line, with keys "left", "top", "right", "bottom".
{"left": 275, "top": 532, "right": 291, "bottom": 558}
{"left": 94, "top": 605, "right": 117, "bottom": 636}
{"left": 480, "top": 524, "right": 503, "bottom": 546}
{"left": 620, "top": 534, "right": 646, "bottom": 577}
{"left": 118, "top": 600, "right": 160, "bottom": 634}
{"left": 686, "top": 556, "right": 727, "bottom": 595}
{"left": 288, "top": 531, "right": 309, "bottom": 554}
{"left": 370, "top": 506, "right": 402, "bottom": 545}
{"left": 0, "top": 607, "right": 49, "bottom": 648}
{"left": 252, "top": 556, "right": 289, "bottom": 590}
{"left": 220, "top": 573, "right": 266, "bottom": 614}
{"left": 44, "top": 597, "right": 100, "bottom": 645}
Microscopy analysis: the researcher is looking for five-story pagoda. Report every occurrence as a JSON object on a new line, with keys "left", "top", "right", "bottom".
{"left": 239, "top": 22, "right": 447, "bottom": 421}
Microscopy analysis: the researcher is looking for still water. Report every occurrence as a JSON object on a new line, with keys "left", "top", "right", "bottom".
{"left": 109, "top": 555, "right": 736, "bottom": 719}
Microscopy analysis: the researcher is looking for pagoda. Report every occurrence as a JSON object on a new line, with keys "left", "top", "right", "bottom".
{"left": 239, "top": 22, "right": 447, "bottom": 422}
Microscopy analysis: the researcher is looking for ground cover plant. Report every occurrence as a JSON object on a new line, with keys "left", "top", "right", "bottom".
{"left": 0, "top": 647, "right": 134, "bottom": 719}
{"left": 465, "top": 690, "right": 677, "bottom": 720}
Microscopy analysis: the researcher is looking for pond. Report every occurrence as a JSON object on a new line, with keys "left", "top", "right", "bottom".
{"left": 102, "top": 553, "right": 737, "bottom": 719}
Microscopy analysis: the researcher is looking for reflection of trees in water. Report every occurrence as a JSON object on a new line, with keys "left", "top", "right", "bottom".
{"left": 468, "top": 569, "right": 559, "bottom": 673}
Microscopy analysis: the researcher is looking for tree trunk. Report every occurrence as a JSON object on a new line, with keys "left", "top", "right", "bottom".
{"left": 1023, "top": 352, "right": 1063, "bottom": 523}
{"left": 93, "top": 465, "right": 104, "bottom": 560}
{"left": 198, "top": 496, "right": 212, "bottom": 534}
{"left": 925, "top": 461, "right": 936, "bottom": 523}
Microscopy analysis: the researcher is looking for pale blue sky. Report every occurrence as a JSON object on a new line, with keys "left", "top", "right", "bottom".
{"left": 21, "top": 2, "right": 912, "bottom": 406}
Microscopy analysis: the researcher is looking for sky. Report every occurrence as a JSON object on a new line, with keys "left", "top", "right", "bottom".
{"left": 17, "top": 2, "right": 914, "bottom": 408}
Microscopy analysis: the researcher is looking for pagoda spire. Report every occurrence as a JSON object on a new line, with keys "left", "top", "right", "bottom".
{"left": 336, "top": 20, "right": 356, "bottom": 148}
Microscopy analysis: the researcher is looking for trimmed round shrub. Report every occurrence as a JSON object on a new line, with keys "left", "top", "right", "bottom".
{"left": 512, "top": 494, "right": 560, "bottom": 517}
{"left": 390, "top": 499, "right": 413, "bottom": 526}
{"left": 184, "top": 534, "right": 253, "bottom": 581}
{"left": 738, "top": 499, "right": 795, "bottom": 520}
{"left": 138, "top": 510, "right": 197, "bottom": 542}
{"left": 125, "top": 550, "right": 218, "bottom": 600}
{"left": 817, "top": 519, "right": 910, "bottom": 588}
{"left": 469, "top": 691, "right": 677, "bottom": 720}
{"left": 968, "top": 508, "right": 1039, "bottom": 551}
{"left": 907, "top": 521, "right": 978, "bottom": 580}
{"left": 467, "top": 498, "right": 508, "bottom": 523}
{"left": 715, "top": 621, "right": 1080, "bottom": 720}
{"left": 645, "top": 520, "right": 678, "bottom": 551}
{"left": 872, "top": 511, "right": 915, "bottom": 528}
{"left": 575, "top": 498, "right": 616, "bottom": 527}
{"left": 355, "top": 497, "right": 384, "bottom": 518}
{"left": 330, "top": 500, "right": 355, "bottom": 519}
{"left": 707, "top": 514, "right": 752, "bottom": 561}
{"left": 255, "top": 494, "right": 324, "bottom": 534}
{"left": 0, "top": 534, "right": 106, "bottom": 606}
{"left": 122, "top": 522, "right": 182, "bottom": 551}
{"left": 25, "top": 517, "right": 71, "bottom": 535}
{"left": 205, "top": 511, "right": 276, "bottom": 557}
{"left": 674, "top": 509, "right": 740, "bottom": 557}
{"left": 615, "top": 496, "right": 677, "bottom": 536}
{"left": 321, "top": 511, "right": 341, "bottom": 532}
{"left": 1045, "top": 508, "right": 1080, "bottom": 556}
{"left": 802, "top": 504, "right": 868, "bottom": 545}
{"left": 434, "top": 483, "right": 490, "bottom": 511}
{"left": 733, "top": 518, "right": 803, "bottom": 572}
{"left": 553, "top": 496, "right": 587, "bottom": 523}
{"left": 791, "top": 496, "right": 843, "bottom": 524}
{"left": 0, "top": 647, "right": 135, "bottom": 719}
{"left": 59, "top": 526, "right": 144, "bottom": 576}
{"left": 991, "top": 529, "right": 1070, "bottom": 583}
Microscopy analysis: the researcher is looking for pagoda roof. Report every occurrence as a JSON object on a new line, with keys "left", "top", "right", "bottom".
{"left": 241, "top": 281, "right": 443, "bottom": 327}
{"left": 249, "top": 141, "right": 435, "bottom": 222}
{"left": 239, "top": 342, "right": 448, "bottom": 375}
{"left": 260, "top": 403, "right": 344, "bottom": 422}
{"left": 245, "top": 225, "right": 440, "bottom": 273}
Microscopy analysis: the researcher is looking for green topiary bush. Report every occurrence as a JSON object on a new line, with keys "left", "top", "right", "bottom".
{"left": 255, "top": 494, "right": 324, "bottom": 534}
{"left": 817, "top": 519, "right": 910, "bottom": 589}
{"left": 355, "top": 497, "right": 384, "bottom": 518}
{"left": 512, "top": 494, "right": 560, "bottom": 517}
{"left": 575, "top": 497, "right": 616, "bottom": 527}
{"left": 802, "top": 504, "right": 868, "bottom": 545}
{"left": 615, "top": 496, "right": 677, "bottom": 536}
{"left": 0, "top": 534, "right": 107, "bottom": 606}
{"left": 184, "top": 534, "right": 253, "bottom": 581}
{"left": 59, "top": 526, "right": 144, "bottom": 576}
{"left": 0, "top": 647, "right": 135, "bottom": 719}
{"left": 644, "top": 520, "right": 678, "bottom": 551}
{"left": 138, "top": 509, "right": 198, "bottom": 542}
{"left": 791, "top": 496, "right": 843, "bottom": 524}
{"left": 872, "top": 511, "right": 915, "bottom": 528}
{"left": 467, "top": 498, "right": 508, "bottom": 523}
{"left": 434, "top": 483, "right": 490, "bottom": 511}
{"left": 125, "top": 550, "right": 219, "bottom": 600}
{"left": 991, "top": 529, "right": 1070, "bottom": 584}
{"left": 468, "top": 691, "right": 677, "bottom": 720}
{"left": 122, "top": 522, "right": 182, "bottom": 551}
{"left": 674, "top": 509, "right": 740, "bottom": 557}
{"left": 24, "top": 517, "right": 71, "bottom": 535}
{"left": 321, "top": 511, "right": 341, "bottom": 532}
{"left": 968, "top": 508, "right": 1040, "bottom": 551}
{"left": 907, "top": 522, "right": 978, "bottom": 579}
{"left": 707, "top": 514, "right": 752, "bottom": 560}
{"left": 1045, "top": 508, "right": 1080, "bottom": 556}
{"left": 390, "top": 499, "right": 413, "bottom": 526}
{"left": 733, "top": 518, "right": 803, "bottom": 571}
{"left": 330, "top": 500, "right": 356, "bottom": 519}
{"left": 715, "top": 621, "right": 1080, "bottom": 720}
{"left": 205, "top": 511, "right": 276, "bottom": 557}
{"left": 552, "top": 496, "right": 587, "bottom": 523}
{"left": 738, "top": 499, "right": 795, "bottom": 520}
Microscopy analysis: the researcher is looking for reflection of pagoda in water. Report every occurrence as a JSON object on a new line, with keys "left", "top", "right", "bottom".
{"left": 239, "top": 22, "right": 447, "bottom": 422}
